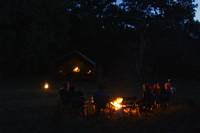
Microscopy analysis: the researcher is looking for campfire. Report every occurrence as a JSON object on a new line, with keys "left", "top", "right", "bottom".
{"left": 110, "top": 97, "right": 124, "bottom": 111}
{"left": 108, "top": 97, "right": 141, "bottom": 117}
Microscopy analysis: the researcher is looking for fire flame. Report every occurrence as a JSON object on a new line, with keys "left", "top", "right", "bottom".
{"left": 110, "top": 97, "right": 123, "bottom": 111}
{"left": 73, "top": 66, "right": 80, "bottom": 73}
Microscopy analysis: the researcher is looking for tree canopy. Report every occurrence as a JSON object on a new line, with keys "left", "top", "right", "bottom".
{"left": 0, "top": 0, "right": 199, "bottom": 78}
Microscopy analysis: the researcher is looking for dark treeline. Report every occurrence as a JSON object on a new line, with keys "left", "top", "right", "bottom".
{"left": 0, "top": 0, "right": 200, "bottom": 79}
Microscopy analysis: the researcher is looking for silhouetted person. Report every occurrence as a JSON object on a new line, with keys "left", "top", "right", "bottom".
{"left": 59, "top": 81, "right": 85, "bottom": 114}
{"left": 59, "top": 81, "right": 71, "bottom": 104}
{"left": 159, "top": 87, "right": 168, "bottom": 107}
{"left": 142, "top": 83, "right": 154, "bottom": 110}
{"left": 153, "top": 82, "right": 161, "bottom": 106}
{"left": 164, "top": 79, "right": 173, "bottom": 102}
{"left": 94, "top": 88, "right": 109, "bottom": 114}
{"left": 84, "top": 96, "right": 96, "bottom": 116}
{"left": 71, "top": 88, "right": 85, "bottom": 115}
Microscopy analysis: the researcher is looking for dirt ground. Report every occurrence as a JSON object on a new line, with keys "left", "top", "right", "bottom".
{"left": 0, "top": 78, "right": 200, "bottom": 133}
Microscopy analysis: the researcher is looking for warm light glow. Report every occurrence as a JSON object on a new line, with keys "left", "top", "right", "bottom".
{"left": 87, "top": 69, "right": 92, "bottom": 74}
{"left": 44, "top": 82, "right": 49, "bottom": 90}
{"left": 110, "top": 97, "right": 123, "bottom": 111}
{"left": 73, "top": 66, "right": 80, "bottom": 73}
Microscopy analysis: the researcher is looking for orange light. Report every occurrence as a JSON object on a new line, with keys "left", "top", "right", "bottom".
{"left": 73, "top": 66, "right": 80, "bottom": 73}
{"left": 44, "top": 82, "right": 49, "bottom": 90}
{"left": 110, "top": 97, "right": 124, "bottom": 111}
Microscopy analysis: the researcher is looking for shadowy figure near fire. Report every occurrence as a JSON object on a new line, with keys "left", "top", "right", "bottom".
{"left": 58, "top": 79, "right": 176, "bottom": 117}
{"left": 59, "top": 81, "right": 85, "bottom": 116}
{"left": 141, "top": 79, "right": 176, "bottom": 111}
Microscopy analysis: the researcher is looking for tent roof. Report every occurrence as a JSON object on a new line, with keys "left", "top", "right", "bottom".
{"left": 57, "top": 51, "right": 96, "bottom": 67}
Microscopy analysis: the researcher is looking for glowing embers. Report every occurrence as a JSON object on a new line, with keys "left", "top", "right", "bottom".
{"left": 73, "top": 66, "right": 80, "bottom": 73}
{"left": 110, "top": 97, "right": 124, "bottom": 111}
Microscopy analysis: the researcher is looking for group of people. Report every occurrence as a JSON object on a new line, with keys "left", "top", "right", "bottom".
{"left": 58, "top": 81, "right": 110, "bottom": 116}
{"left": 142, "top": 79, "right": 176, "bottom": 109}
{"left": 58, "top": 79, "right": 176, "bottom": 116}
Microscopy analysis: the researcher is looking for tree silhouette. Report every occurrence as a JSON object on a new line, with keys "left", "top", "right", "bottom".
{"left": 0, "top": 0, "right": 199, "bottom": 78}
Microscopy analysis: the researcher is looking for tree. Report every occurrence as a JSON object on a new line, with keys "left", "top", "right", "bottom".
{"left": 120, "top": 0, "right": 197, "bottom": 78}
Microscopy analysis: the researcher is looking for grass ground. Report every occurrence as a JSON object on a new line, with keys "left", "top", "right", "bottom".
{"left": 0, "top": 78, "right": 200, "bottom": 133}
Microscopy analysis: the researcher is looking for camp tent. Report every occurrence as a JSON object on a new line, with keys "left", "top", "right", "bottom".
{"left": 56, "top": 51, "right": 96, "bottom": 81}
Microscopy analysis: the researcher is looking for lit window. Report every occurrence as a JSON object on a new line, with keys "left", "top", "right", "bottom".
{"left": 73, "top": 66, "right": 80, "bottom": 73}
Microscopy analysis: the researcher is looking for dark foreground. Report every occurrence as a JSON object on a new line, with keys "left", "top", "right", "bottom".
{"left": 0, "top": 79, "right": 200, "bottom": 133}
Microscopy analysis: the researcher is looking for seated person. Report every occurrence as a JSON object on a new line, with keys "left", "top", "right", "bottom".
{"left": 93, "top": 88, "right": 110, "bottom": 114}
